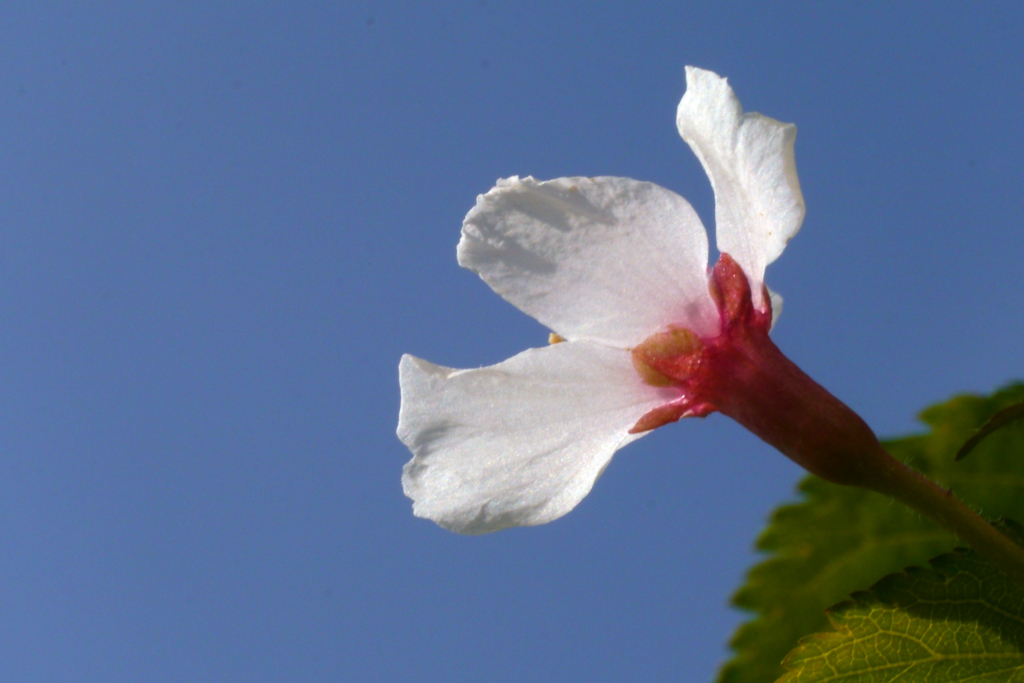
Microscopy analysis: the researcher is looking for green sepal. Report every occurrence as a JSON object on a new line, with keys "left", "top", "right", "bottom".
{"left": 956, "top": 401, "right": 1024, "bottom": 461}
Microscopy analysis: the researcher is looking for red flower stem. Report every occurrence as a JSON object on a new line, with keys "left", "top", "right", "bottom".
{"left": 635, "top": 255, "right": 1024, "bottom": 580}
{"left": 714, "top": 329, "right": 1024, "bottom": 584}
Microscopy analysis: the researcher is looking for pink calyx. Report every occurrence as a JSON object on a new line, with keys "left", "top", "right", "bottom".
{"left": 631, "top": 254, "right": 887, "bottom": 489}
{"left": 630, "top": 253, "right": 771, "bottom": 433}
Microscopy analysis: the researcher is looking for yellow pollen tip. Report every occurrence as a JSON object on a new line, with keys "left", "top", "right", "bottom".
{"left": 548, "top": 333, "right": 566, "bottom": 344}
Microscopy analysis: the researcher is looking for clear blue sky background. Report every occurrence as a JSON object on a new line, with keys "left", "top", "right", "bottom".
{"left": 2, "top": 3, "right": 1022, "bottom": 681}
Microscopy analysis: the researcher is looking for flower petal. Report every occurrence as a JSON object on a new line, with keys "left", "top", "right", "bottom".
{"left": 458, "top": 176, "right": 720, "bottom": 347}
{"left": 677, "top": 67, "right": 805, "bottom": 310}
{"left": 767, "top": 286, "right": 783, "bottom": 331}
{"left": 397, "top": 342, "right": 675, "bottom": 534}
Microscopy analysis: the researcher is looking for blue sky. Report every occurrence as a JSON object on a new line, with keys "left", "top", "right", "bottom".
{"left": 1, "top": 3, "right": 1023, "bottom": 681}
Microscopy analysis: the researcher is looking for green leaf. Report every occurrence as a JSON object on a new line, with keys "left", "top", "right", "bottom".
{"left": 779, "top": 520, "right": 1024, "bottom": 683}
{"left": 719, "top": 383, "right": 1024, "bottom": 683}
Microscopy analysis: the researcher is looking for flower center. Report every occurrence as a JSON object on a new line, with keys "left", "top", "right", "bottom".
{"left": 630, "top": 253, "right": 771, "bottom": 432}
{"left": 630, "top": 254, "right": 888, "bottom": 489}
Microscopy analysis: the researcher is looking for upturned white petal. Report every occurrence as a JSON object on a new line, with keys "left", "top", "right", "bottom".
{"left": 677, "top": 67, "right": 805, "bottom": 310}
{"left": 398, "top": 342, "right": 675, "bottom": 534}
{"left": 458, "top": 176, "right": 720, "bottom": 347}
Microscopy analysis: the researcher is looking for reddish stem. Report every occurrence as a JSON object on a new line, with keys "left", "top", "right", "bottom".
{"left": 631, "top": 254, "right": 1024, "bottom": 582}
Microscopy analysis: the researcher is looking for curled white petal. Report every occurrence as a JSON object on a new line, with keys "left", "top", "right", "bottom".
{"left": 397, "top": 342, "right": 675, "bottom": 534}
{"left": 767, "top": 286, "right": 783, "bottom": 331}
{"left": 458, "top": 176, "right": 720, "bottom": 347}
{"left": 677, "top": 67, "right": 805, "bottom": 310}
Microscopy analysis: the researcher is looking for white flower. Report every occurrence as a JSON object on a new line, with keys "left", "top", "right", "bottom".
{"left": 397, "top": 67, "right": 805, "bottom": 534}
